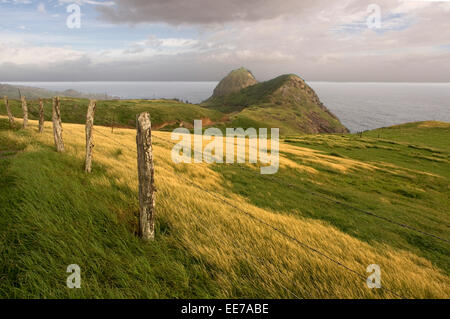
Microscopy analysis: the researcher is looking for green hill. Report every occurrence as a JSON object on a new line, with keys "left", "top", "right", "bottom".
{"left": 0, "top": 83, "right": 111, "bottom": 100}
{"left": 203, "top": 74, "right": 349, "bottom": 134}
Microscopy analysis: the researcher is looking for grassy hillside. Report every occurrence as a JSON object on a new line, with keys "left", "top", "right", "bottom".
{"left": 0, "top": 95, "right": 343, "bottom": 135}
{"left": 1, "top": 83, "right": 110, "bottom": 100}
{"left": 205, "top": 74, "right": 295, "bottom": 110}
{"left": 2, "top": 77, "right": 348, "bottom": 135}
{"left": 364, "top": 121, "right": 450, "bottom": 149}
{"left": 203, "top": 74, "right": 349, "bottom": 134}
{"left": 0, "top": 116, "right": 448, "bottom": 298}
{"left": 1, "top": 98, "right": 224, "bottom": 131}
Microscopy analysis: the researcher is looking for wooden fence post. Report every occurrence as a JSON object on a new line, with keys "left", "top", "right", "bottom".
{"left": 3, "top": 96, "right": 14, "bottom": 127}
{"left": 21, "top": 96, "right": 28, "bottom": 128}
{"left": 136, "top": 112, "right": 156, "bottom": 241}
{"left": 111, "top": 112, "right": 115, "bottom": 134}
{"left": 38, "top": 98, "right": 44, "bottom": 133}
{"left": 52, "top": 97, "right": 64, "bottom": 152}
{"left": 85, "top": 100, "right": 96, "bottom": 173}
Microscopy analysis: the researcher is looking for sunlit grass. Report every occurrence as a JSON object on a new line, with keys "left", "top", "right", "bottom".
{"left": 0, "top": 116, "right": 449, "bottom": 298}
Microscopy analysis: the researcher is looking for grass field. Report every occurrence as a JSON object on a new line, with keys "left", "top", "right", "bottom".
{"left": 0, "top": 116, "right": 448, "bottom": 298}
{"left": 1, "top": 98, "right": 224, "bottom": 131}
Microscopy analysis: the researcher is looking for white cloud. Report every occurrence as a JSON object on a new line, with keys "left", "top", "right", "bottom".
{"left": 37, "top": 3, "right": 46, "bottom": 14}
{"left": 1, "top": 0, "right": 32, "bottom": 3}
{"left": 123, "top": 35, "right": 200, "bottom": 55}
{"left": 57, "top": 0, "right": 115, "bottom": 7}
{"left": 0, "top": 39, "right": 85, "bottom": 65}
{"left": 1, "top": 0, "right": 450, "bottom": 81}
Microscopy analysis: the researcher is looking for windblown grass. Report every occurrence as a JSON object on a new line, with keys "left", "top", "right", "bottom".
{"left": 0, "top": 116, "right": 448, "bottom": 298}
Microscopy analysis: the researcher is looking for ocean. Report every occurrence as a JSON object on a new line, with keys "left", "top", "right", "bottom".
{"left": 5, "top": 81, "right": 450, "bottom": 133}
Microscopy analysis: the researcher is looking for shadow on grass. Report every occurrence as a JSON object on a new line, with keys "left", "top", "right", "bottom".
{"left": 0, "top": 121, "right": 222, "bottom": 298}
{"left": 211, "top": 159, "right": 450, "bottom": 276}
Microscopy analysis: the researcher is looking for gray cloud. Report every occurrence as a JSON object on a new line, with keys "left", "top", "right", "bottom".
{"left": 1, "top": 0, "right": 450, "bottom": 82}
{"left": 2, "top": 46, "right": 449, "bottom": 82}
{"left": 0, "top": 54, "right": 228, "bottom": 81}
{"left": 96, "top": 0, "right": 317, "bottom": 25}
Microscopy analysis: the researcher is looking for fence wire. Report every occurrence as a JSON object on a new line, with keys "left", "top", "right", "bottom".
{"left": 153, "top": 133, "right": 450, "bottom": 244}
{"left": 92, "top": 127, "right": 408, "bottom": 299}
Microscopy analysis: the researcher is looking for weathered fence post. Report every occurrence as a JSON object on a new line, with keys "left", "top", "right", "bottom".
{"left": 3, "top": 96, "right": 14, "bottom": 127}
{"left": 85, "top": 100, "right": 96, "bottom": 173}
{"left": 38, "top": 98, "right": 44, "bottom": 133}
{"left": 136, "top": 112, "right": 156, "bottom": 241}
{"left": 111, "top": 113, "right": 115, "bottom": 134}
{"left": 21, "top": 96, "right": 28, "bottom": 128}
{"left": 52, "top": 97, "right": 64, "bottom": 152}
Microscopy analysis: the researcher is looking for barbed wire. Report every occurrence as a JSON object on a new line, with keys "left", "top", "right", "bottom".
{"left": 177, "top": 175, "right": 407, "bottom": 299}
{"left": 89, "top": 127, "right": 408, "bottom": 299}
{"left": 152, "top": 133, "right": 449, "bottom": 244}
{"left": 174, "top": 209, "right": 305, "bottom": 299}
{"left": 5, "top": 108, "right": 444, "bottom": 298}
{"left": 94, "top": 127, "right": 305, "bottom": 298}
{"left": 93, "top": 127, "right": 136, "bottom": 151}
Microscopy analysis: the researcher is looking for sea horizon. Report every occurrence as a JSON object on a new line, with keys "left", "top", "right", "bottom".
{"left": 3, "top": 80, "right": 450, "bottom": 84}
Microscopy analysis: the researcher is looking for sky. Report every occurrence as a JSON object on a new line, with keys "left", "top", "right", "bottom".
{"left": 0, "top": 0, "right": 450, "bottom": 82}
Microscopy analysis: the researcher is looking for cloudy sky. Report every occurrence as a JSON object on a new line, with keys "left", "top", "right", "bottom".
{"left": 1, "top": 0, "right": 450, "bottom": 82}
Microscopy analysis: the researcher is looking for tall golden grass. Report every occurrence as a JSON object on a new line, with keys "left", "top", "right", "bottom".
{"left": 3, "top": 115, "right": 449, "bottom": 299}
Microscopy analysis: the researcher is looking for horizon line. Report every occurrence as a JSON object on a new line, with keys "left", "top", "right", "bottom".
{"left": 2, "top": 80, "right": 450, "bottom": 84}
